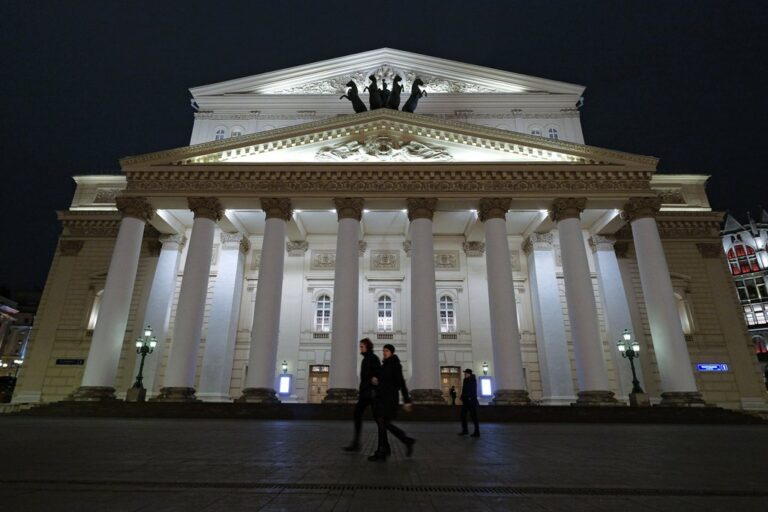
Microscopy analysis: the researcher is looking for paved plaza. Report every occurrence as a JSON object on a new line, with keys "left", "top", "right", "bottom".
{"left": 0, "top": 416, "right": 766, "bottom": 511}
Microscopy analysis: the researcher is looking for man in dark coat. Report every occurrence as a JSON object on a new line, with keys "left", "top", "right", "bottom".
{"left": 458, "top": 368, "right": 480, "bottom": 437}
{"left": 343, "top": 338, "right": 381, "bottom": 452}
{"left": 368, "top": 344, "right": 415, "bottom": 461}
{"left": 449, "top": 385, "right": 457, "bottom": 405}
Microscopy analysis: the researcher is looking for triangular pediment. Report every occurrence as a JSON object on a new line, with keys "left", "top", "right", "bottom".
{"left": 121, "top": 110, "right": 657, "bottom": 169}
{"left": 189, "top": 48, "right": 585, "bottom": 98}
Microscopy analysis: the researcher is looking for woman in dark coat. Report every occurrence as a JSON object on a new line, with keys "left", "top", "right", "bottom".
{"left": 369, "top": 344, "right": 415, "bottom": 461}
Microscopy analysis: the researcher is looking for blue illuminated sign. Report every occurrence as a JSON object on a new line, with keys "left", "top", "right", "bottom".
{"left": 696, "top": 363, "right": 729, "bottom": 372}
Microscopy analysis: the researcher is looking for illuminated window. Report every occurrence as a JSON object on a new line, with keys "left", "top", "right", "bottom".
{"left": 231, "top": 126, "right": 244, "bottom": 137}
{"left": 214, "top": 127, "right": 227, "bottom": 140}
{"left": 744, "top": 304, "right": 768, "bottom": 327}
{"left": 439, "top": 295, "right": 456, "bottom": 333}
{"left": 754, "top": 336, "right": 768, "bottom": 354}
{"left": 548, "top": 127, "right": 559, "bottom": 140}
{"left": 727, "top": 245, "right": 760, "bottom": 275}
{"left": 377, "top": 295, "right": 393, "bottom": 332}
{"left": 87, "top": 290, "right": 104, "bottom": 331}
{"left": 315, "top": 294, "right": 331, "bottom": 332}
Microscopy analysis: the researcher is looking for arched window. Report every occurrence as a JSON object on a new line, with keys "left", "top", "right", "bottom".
{"left": 377, "top": 295, "right": 393, "bottom": 332}
{"left": 315, "top": 295, "right": 331, "bottom": 332}
{"left": 530, "top": 128, "right": 542, "bottom": 137}
{"left": 439, "top": 295, "right": 456, "bottom": 333}
{"left": 727, "top": 244, "right": 760, "bottom": 275}
{"left": 214, "top": 127, "right": 227, "bottom": 140}
{"left": 87, "top": 290, "right": 104, "bottom": 331}
{"left": 548, "top": 127, "right": 559, "bottom": 140}
{"left": 230, "top": 126, "right": 244, "bottom": 137}
{"left": 754, "top": 335, "right": 768, "bottom": 354}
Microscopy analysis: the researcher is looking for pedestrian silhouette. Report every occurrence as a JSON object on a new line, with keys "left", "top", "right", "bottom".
{"left": 458, "top": 368, "right": 480, "bottom": 438}
{"left": 343, "top": 338, "right": 380, "bottom": 452}
{"left": 449, "top": 385, "right": 457, "bottom": 405}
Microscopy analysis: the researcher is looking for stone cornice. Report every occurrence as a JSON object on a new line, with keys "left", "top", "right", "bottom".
{"left": 261, "top": 198, "right": 292, "bottom": 221}
{"left": 188, "top": 197, "right": 223, "bottom": 221}
{"left": 124, "top": 166, "right": 653, "bottom": 197}
{"left": 478, "top": 198, "right": 510, "bottom": 222}
{"left": 58, "top": 211, "right": 122, "bottom": 238}
{"left": 407, "top": 198, "right": 437, "bottom": 221}
{"left": 334, "top": 198, "right": 364, "bottom": 221}
{"left": 120, "top": 109, "right": 658, "bottom": 168}
{"left": 549, "top": 197, "right": 586, "bottom": 222}
{"left": 615, "top": 212, "right": 723, "bottom": 241}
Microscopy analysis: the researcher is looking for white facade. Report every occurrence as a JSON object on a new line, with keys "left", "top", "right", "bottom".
{"left": 15, "top": 50, "right": 766, "bottom": 409}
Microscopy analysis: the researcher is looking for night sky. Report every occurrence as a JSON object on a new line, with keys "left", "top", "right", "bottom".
{"left": 1, "top": 1, "right": 766, "bottom": 292}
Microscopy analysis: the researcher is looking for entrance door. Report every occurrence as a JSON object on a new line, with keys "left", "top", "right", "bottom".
{"left": 440, "top": 366, "right": 462, "bottom": 402}
{"left": 308, "top": 365, "right": 330, "bottom": 403}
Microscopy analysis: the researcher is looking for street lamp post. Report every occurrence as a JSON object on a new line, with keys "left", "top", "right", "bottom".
{"left": 11, "top": 359, "right": 23, "bottom": 378}
{"left": 126, "top": 326, "right": 157, "bottom": 402}
{"left": 617, "top": 329, "right": 649, "bottom": 406}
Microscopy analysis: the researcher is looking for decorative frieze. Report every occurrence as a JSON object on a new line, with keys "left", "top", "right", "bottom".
{"left": 549, "top": 197, "right": 586, "bottom": 222}
{"left": 588, "top": 235, "right": 616, "bottom": 253}
{"left": 93, "top": 188, "right": 122, "bottom": 204}
{"left": 58, "top": 211, "right": 121, "bottom": 238}
{"left": 59, "top": 239, "right": 84, "bottom": 256}
{"left": 220, "top": 232, "right": 250, "bottom": 253}
{"left": 462, "top": 241, "right": 485, "bottom": 257}
{"left": 286, "top": 241, "right": 308, "bottom": 256}
{"left": 261, "top": 197, "right": 292, "bottom": 221}
{"left": 434, "top": 251, "right": 460, "bottom": 271}
{"left": 333, "top": 197, "right": 364, "bottom": 221}
{"left": 657, "top": 190, "right": 686, "bottom": 205}
{"left": 522, "top": 233, "right": 554, "bottom": 255}
{"left": 621, "top": 197, "right": 661, "bottom": 222}
{"left": 188, "top": 197, "right": 223, "bottom": 221}
{"left": 407, "top": 198, "right": 437, "bottom": 221}
{"left": 371, "top": 250, "right": 400, "bottom": 270}
{"left": 478, "top": 198, "right": 510, "bottom": 222}
{"left": 615, "top": 216, "right": 721, "bottom": 240}
{"left": 317, "top": 136, "right": 452, "bottom": 162}
{"left": 116, "top": 196, "right": 155, "bottom": 222}
{"left": 311, "top": 250, "right": 336, "bottom": 270}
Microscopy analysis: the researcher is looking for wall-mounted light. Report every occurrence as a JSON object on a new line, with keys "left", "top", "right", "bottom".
{"left": 482, "top": 362, "right": 489, "bottom": 376}
{"left": 281, "top": 360, "right": 288, "bottom": 374}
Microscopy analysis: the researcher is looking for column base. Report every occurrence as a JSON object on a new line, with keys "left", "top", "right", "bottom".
{"left": 236, "top": 387, "right": 280, "bottom": 404}
{"left": 629, "top": 392, "right": 651, "bottom": 407}
{"left": 540, "top": 396, "right": 578, "bottom": 406}
{"left": 322, "top": 388, "right": 358, "bottom": 404}
{"left": 67, "top": 386, "right": 118, "bottom": 402}
{"left": 196, "top": 393, "right": 234, "bottom": 403}
{"left": 491, "top": 389, "right": 532, "bottom": 405}
{"left": 573, "top": 390, "right": 622, "bottom": 407}
{"left": 658, "top": 391, "right": 707, "bottom": 407}
{"left": 125, "top": 387, "right": 147, "bottom": 403}
{"left": 152, "top": 387, "right": 200, "bottom": 403}
{"left": 410, "top": 389, "right": 446, "bottom": 404}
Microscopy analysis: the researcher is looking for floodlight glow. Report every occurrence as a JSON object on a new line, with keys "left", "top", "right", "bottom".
{"left": 479, "top": 377, "right": 493, "bottom": 397}
{"left": 632, "top": 342, "right": 640, "bottom": 353}
{"left": 617, "top": 342, "right": 626, "bottom": 352}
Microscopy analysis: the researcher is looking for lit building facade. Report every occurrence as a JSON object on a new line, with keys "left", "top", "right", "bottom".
{"left": 14, "top": 49, "right": 767, "bottom": 409}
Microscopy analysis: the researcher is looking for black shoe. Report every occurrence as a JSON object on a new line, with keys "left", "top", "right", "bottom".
{"left": 405, "top": 438, "right": 416, "bottom": 457}
{"left": 343, "top": 444, "right": 360, "bottom": 452}
{"left": 458, "top": 431, "right": 469, "bottom": 436}
{"left": 368, "top": 452, "right": 386, "bottom": 462}
{"left": 470, "top": 432, "right": 480, "bottom": 438}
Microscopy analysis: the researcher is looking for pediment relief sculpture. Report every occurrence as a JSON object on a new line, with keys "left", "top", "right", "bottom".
{"left": 316, "top": 135, "right": 452, "bottom": 162}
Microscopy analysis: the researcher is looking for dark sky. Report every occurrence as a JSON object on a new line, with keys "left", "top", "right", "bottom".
{"left": 1, "top": 1, "right": 766, "bottom": 292}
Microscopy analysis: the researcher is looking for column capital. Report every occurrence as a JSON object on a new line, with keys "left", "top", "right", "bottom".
{"left": 59, "top": 239, "right": 84, "bottom": 256}
{"left": 403, "top": 240, "right": 412, "bottom": 256}
{"left": 522, "top": 233, "right": 554, "bottom": 255}
{"left": 261, "top": 198, "right": 292, "bottom": 221}
{"left": 549, "top": 198, "right": 586, "bottom": 223}
{"left": 462, "top": 241, "right": 485, "bottom": 257}
{"left": 588, "top": 235, "right": 616, "bottom": 253}
{"left": 696, "top": 243, "right": 723, "bottom": 258}
{"left": 188, "top": 197, "right": 223, "bottom": 221}
{"left": 116, "top": 196, "right": 154, "bottom": 222}
{"left": 358, "top": 240, "right": 368, "bottom": 255}
{"left": 333, "top": 198, "right": 364, "bottom": 221}
{"left": 478, "top": 198, "right": 510, "bottom": 222}
{"left": 220, "top": 232, "right": 250, "bottom": 253}
{"left": 286, "top": 240, "right": 309, "bottom": 256}
{"left": 159, "top": 234, "right": 186, "bottom": 248}
{"left": 406, "top": 198, "right": 437, "bottom": 221}
{"left": 621, "top": 197, "right": 661, "bottom": 222}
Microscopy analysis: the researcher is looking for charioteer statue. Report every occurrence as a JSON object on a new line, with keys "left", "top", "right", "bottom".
{"left": 341, "top": 75, "right": 427, "bottom": 113}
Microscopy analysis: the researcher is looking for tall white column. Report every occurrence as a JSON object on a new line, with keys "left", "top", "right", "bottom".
{"left": 71, "top": 197, "right": 154, "bottom": 401}
{"left": 623, "top": 198, "right": 704, "bottom": 406}
{"left": 156, "top": 197, "right": 222, "bottom": 402}
{"left": 198, "top": 233, "right": 248, "bottom": 402}
{"left": 324, "top": 198, "right": 363, "bottom": 403}
{"left": 130, "top": 234, "right": 185, "bottom": 398}
{"left": 589, "top": 235, "right": 644, "bottom": 399}
{"left": 479, "top": 198, "right": 530, "bottom": 404}
{"left": 407, "top": 198, "right": 444, "bottom": 403}
{"left": 524, "top": 233, "right": 576, "bottom": 404}
{"left": 551, "top": 198, "right": 617, "bottom": 405}
{"left": 238, "top": 198, "right": 291, "bottom": 403}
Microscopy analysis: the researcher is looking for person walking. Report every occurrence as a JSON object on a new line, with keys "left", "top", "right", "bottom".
{"left": 449, "top": 385, "right": 457, "bottom": 406}
{"left": 343, "top": 338, "right": 380, "bottom": 452}
{"left": 458, "top": 368, "right": 480, "bottom": 438}
{"left": 368, "top": 344, "right": 415, "bottom": 461}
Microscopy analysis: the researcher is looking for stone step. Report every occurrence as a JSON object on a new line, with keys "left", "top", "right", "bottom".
{"left": 12, "top": 401, "right": 767, "bottom": 424}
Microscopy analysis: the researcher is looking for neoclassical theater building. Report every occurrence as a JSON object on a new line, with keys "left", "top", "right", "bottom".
{"left": 15, "top": 49, "right": 766, "bottom": 409}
